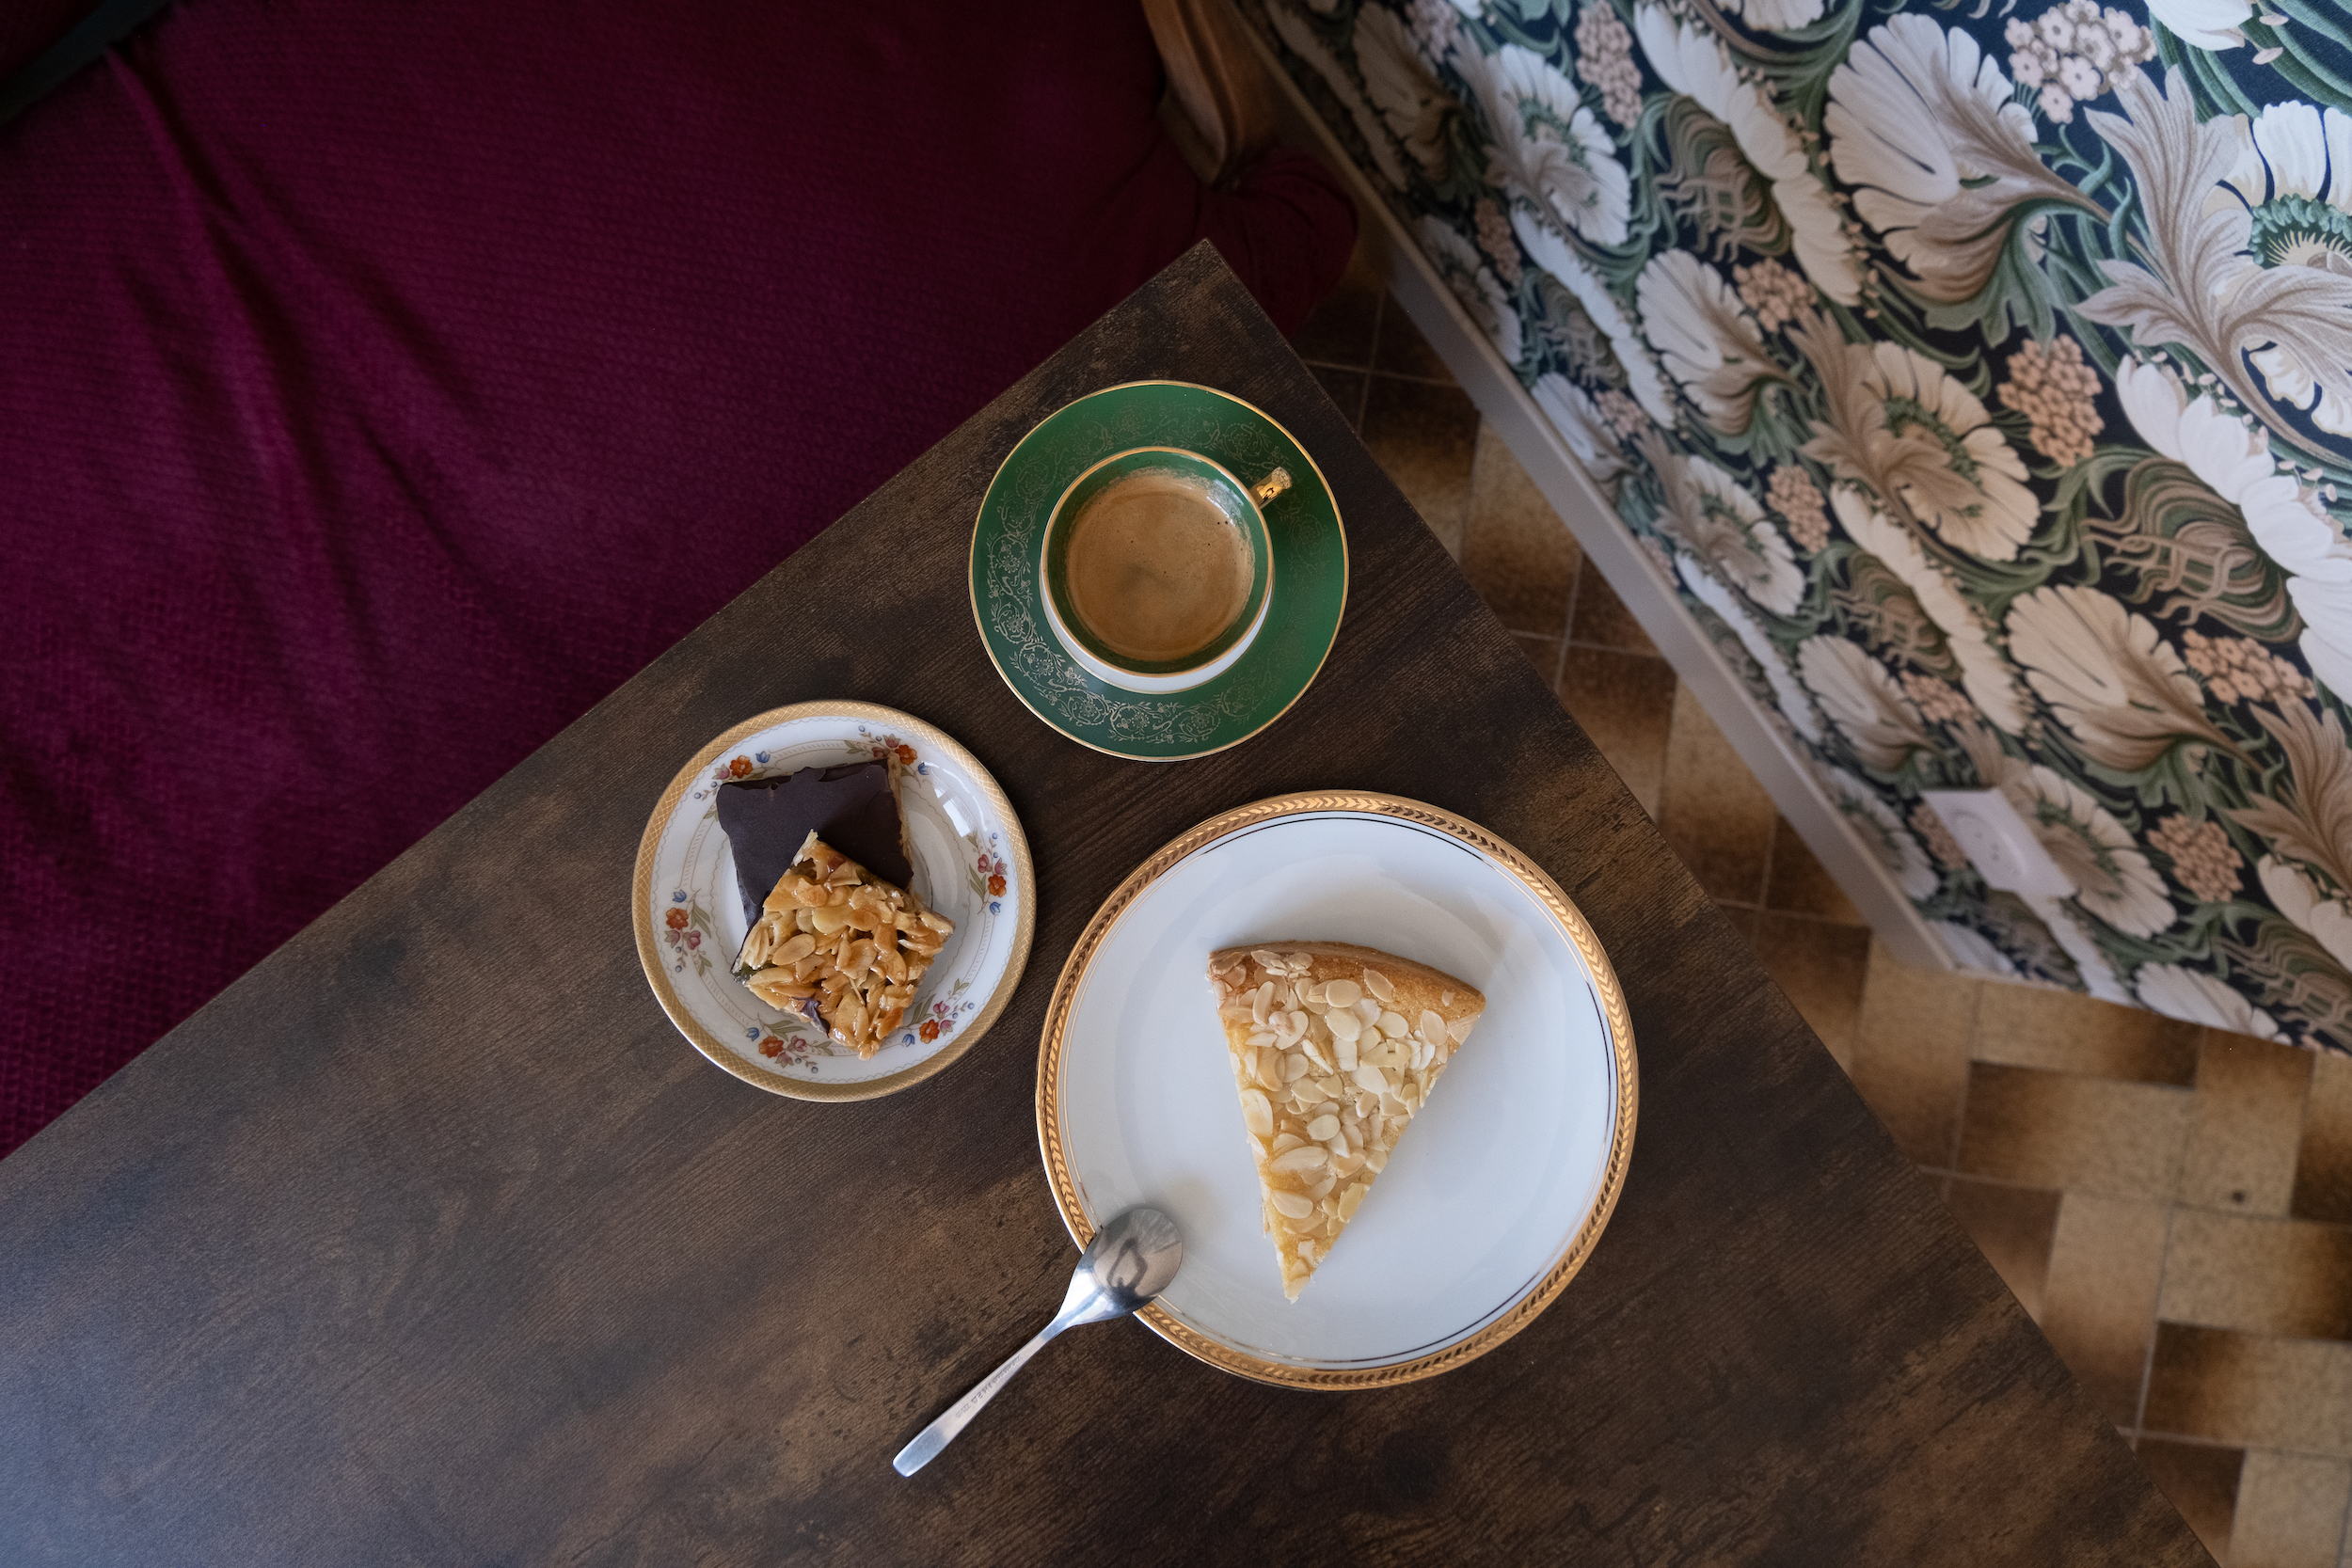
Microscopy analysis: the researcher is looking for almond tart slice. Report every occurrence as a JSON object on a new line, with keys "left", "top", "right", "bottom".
{"left": 1207, "top": 942, "right": 1485, "bottom": 1299}
{"left": 736, "top": 832, "right": 954, "bottom": 1058}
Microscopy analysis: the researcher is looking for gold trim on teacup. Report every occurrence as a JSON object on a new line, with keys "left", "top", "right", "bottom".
{"left": 1035, "top": 445, "right": 1276, "bottom": 689}
{"left": 966, "top": 381, "right": 1348, "bottom": 764}
{"left": 631, "top": 701, "right": 1036, "bottom": 1103}
{"left": 1035, "top": 792, "right": 1639, "bottom": 1389}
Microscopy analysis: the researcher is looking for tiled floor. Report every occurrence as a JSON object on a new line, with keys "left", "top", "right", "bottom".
{"left": 1295, "top": 246, "right": 2352, "bottom": 1567}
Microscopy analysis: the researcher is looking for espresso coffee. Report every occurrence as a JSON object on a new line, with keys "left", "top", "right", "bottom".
{"left": 1063, "top": 469, "right": 1256, "bottom": 665}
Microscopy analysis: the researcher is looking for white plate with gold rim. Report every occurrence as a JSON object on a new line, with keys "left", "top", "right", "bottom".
{"left": 1037, "top": 793, "right": 1636, "bottom": 1387}
{"left": 632, "top": 702, "right": 1034, "bottom": 1101}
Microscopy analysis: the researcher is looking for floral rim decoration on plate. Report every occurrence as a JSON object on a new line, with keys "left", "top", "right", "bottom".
{"left": 1035, "top": 791, "right": 1639, "bottom": 1388}
{"left": 969, "top": 380, "right": 1348, "bottom": 762}
{"left": 631, "top": 702, "right": 1035, "bottom": 1102}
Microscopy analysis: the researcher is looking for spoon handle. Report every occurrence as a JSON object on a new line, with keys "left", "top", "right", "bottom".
{"left": 892, "top": 1316, "right": 1066, "bottom": 1477}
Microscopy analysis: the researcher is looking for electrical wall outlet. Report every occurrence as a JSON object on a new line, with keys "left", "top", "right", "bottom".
{"left": 1918, "top": 789, "right": 2074, "bottom": 896}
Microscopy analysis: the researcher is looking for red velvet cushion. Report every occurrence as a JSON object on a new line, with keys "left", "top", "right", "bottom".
{"left": 0, "top": 1, "right": 1355, "bottom": 1155}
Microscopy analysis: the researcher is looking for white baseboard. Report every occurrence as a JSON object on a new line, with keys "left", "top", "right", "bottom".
{"left": 1238, "top": 8, "right": 1953, "bottom": 973}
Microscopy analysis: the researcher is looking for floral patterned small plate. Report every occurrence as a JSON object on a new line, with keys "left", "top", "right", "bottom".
{"left": 630, "top": 701, "right": 1034, "bottom": 1101}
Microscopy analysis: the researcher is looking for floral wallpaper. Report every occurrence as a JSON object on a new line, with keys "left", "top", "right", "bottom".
{"left": 1252, "top": 0, "right": 2352, "bottom": 1049}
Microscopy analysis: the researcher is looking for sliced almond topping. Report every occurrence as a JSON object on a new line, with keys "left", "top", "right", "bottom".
{"left": 1323, "top": 978, "right": 1362, "bottom": 1008}
{"left": 1361, "top": 969, "right": 1394, "bottom": 1005}
{"left": 1351, "top": 1061, "right": 1387, "bottom": 1096}
{"left": 1270, "top": 1144, "right": 1329, "bottom": 1174}
{"left": 1377, "top": 1011, "right": 1409, "bottom": 1038}
{"left": 1418, "top": 1009, "right": 1448, "bottom": 1046}
{"left": 1305, "top": 1114, "right": 1340, "bottom": 1142}
{"left": 1269, "top": 1190, "right": 1313, "bottom": 1220}
{"left": 1240, "top": 1088, "right": 1273, "bottom": 1138}
{"left": 1325, "top": 1008, "right": 1362, "bottom": 1043}
{"left": 1281, "top": 1053, "right": 1313, "bottom": 1082}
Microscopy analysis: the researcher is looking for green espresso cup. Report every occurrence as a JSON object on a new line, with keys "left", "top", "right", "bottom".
{"left": 1038, "top": 446, "right": 1287, "bottom": 694}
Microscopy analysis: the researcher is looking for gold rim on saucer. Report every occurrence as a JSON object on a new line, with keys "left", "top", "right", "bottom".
{"left": 1034, "top": 791, "right": 1639, "bottom": 1387}
{"left": 632, "top": 701, "right": 1036, "bottom": 1102}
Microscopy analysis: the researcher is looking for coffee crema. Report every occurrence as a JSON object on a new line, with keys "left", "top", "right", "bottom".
{"left": 1062, "top": 469, "right": 1255, "bottom": 665}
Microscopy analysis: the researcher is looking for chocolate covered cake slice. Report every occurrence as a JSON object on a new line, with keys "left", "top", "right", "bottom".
{"left": 715, "top": 758, "right": 914, "bottom": 931}
{"left": 737, "top": 834, "right": 954, "bottom": 1058}
{"left": 1207, "top": 942, "right": 1485, "bottom": 1300}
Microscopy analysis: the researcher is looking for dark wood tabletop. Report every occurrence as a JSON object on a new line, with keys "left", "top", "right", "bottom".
{"left": 0, "top": 245, "right": 2206, "bottom": 1566}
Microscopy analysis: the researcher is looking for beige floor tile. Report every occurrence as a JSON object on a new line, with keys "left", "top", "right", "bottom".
{"left": 1360, "top": 377, "right": 1481, "bottom": 556}
{"left": 1973, "top": 981, "right": 2201, "bottom": 1086}
{"left": 1459, "top": 422, "right": 1579, "bottom": 636}
{"left": 1567, "top": 557, "right": 1658, "bottom": 656}
{"left": 2040, "top": 1193, "right": 2171, "bottom": 1425}
{"left": 1748, "top": 912, "right": 1872, "bottom": 1071}
{"left": 2137, "top": 1437, "right": 2244, "bottom": 1564}
{"left": 1765, "top": 816, "right": 1864, "bottom": 926}
{"left": 2159, "top": 1212, "right": 2352, "bottom": 1341}
{"left": 1307, "top": 364, "right": 1368, "bottom": 434}
{"left": 1848, "top": 941, "right": 1979, "bottom": 1167}
{"left": 2145, "top": 1325, "right": 2352, "bottom": 1457}
{"left": 1957, "top": 1064, "right": 2194, "bottom": 1202}
{"left": 1554, "top": 646, "right": 1677, "bottom": 818}
{"left": 1289, "top": 241, "right": 1382, "bottom": 369}
{"left": 1657, "top": 683, "right": 1776, "bottom": 906}
{"left": 2296, "top": 1053, "right": 2352, "bottom": 1227}
{"left": 1945, "top": 1178, "right": 2062, "bottom": 1319}
{"left": 1510, "top": 633, "right": 1562, "bottom": 687}
{"left": 2229, "top": 1449, "right": 2352, "bottom": 1568}
{"left": 2186, "top": 1032, "right": 2319, "bottom": 1217}
{"left": 1371, "top": 293, "right": 1454, "bottom": 382}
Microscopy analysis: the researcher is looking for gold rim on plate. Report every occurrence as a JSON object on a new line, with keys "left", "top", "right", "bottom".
{"left": 631, "top": 701, "right": 1037, "bottom": 1102}
{"left": 1034, "top": 791, "right": 1639, "bottom": 1388}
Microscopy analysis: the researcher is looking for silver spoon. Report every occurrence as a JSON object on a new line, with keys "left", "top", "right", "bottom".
{"left": 892, "top": 1205, "right": 1184, "bottom": 1477}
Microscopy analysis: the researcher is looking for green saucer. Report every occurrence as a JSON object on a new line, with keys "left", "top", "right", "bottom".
{"left": 969, "top": 381, "right": 1347, "bottom": 761}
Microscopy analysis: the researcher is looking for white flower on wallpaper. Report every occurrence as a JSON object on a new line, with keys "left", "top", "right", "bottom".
{"left": 1637, "top": 250, "right": 1777, "bottom": 437}
{"left": 1822, "top": 341, "right": 2037, "bottom": 561}
{"left": 1824, "top": 16, "right": 2075, "bottom": 304}
{"left": 2145, "top": 0, "right": 2253, "bottom": 49}
{"left": 1937, "top": 921, "right": 2020, "bottom": 974}
{"left": 1534, "top": 372, "right": 1624, "bottom": 474}
{"left": 1657, "top": 454, "right": 1803, "bottom": 612}
{"left": 1270, "top": 3, "right": 1412, "bottom": 188}
{"left": 1513, "top": 211, "right": 1676, "bottom": 423}
{"left": 2136, "top": 963, "right": 2282, "bottom": 1037}
{"left": 1819, "top": 764, "right": 1940, "bottom": 898}
{"left": 1721, "top": 0, "right": 1828, "bottom": 34}
{"left": 1420, "top": 217, "right": 1523, "bottom": 365}
{"left": 1633, "top": 7, "right": 1864, "bottom": 305}
{"left": 2022, "top": 891, "right": 2136, "bottom": 1001}
{"left": 1830, "top": 490, "right": 2032, "bottom": 729}
{"left": 1799, "top": 637, "right": 1932, "bottom": 769}
{"left": 1678, "top": 552, "right": 1824, "bottom": 741}
{"left": 2215, "top": 103, "right": 2352, "bottom": 436}
{"left": 1358, "top": 5, "right": 1456, "bottom": 179}
{"left": 2114, "top": 358, "right": 2352, "bottom": 700}
{"left": 2006, "top": 765, "right": 2175, "bottom": 936}
{"left": 2260, "top": 855, "right": 2352, "bottom": 971}
{"left": 1460, "top": 42, "right": 1630, "bottom": 246}
{"left": 2005, "top": 585, "right": 2228, "bottom": 770}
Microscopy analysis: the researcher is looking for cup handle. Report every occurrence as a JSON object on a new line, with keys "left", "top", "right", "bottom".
{"left": 1250, "top": 467, "right": 1293, "bottom": 506}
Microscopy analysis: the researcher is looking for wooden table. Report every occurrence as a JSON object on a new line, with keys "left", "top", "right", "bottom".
{"left": 0, "top": 245, "right": 2205, "bottom": 1565}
